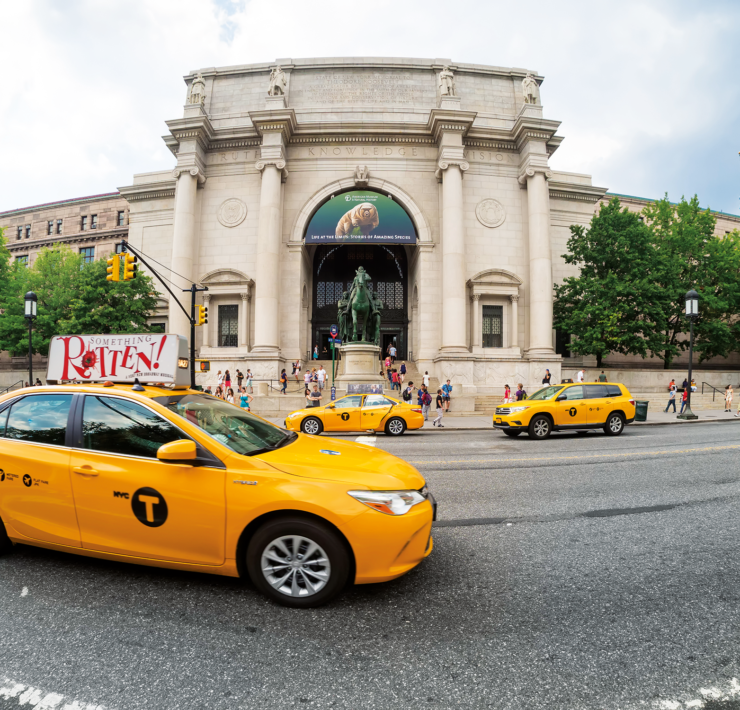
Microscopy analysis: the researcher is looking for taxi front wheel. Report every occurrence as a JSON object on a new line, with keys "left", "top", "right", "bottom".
{"left": 246, "top": 516, "right": 350, "bottom": 608}
{"left": 528, "top": 414, "right": 552, "bottom": 440}
{"left": 301, "top": 417, "right": 323, "bottom": 435}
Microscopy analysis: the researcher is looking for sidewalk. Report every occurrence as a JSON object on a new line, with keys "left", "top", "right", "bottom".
{"left": 264, "top": 410, "right": 740, "bottom": 430}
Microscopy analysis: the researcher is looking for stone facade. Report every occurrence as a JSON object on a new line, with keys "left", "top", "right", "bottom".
{"left": 119, "top": 57, "right": 614, "bottom": 396}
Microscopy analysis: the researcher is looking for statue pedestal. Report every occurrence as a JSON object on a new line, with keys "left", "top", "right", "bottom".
{"left": 335, "top": 343, "right": 385, "bottom": 386}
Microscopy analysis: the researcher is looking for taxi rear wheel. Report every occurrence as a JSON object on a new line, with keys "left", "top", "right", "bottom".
{"left": 503, "top": 430, "right": 522, "bottom": 437}
{"left": 301, "top": 417, "right": 323, "bottom": 435}
{"left": 528, "top": 415, "right": 552, "bottom": 440}
{"left": 604, "top": 412, "right": 625, "bottom": 436}
{"left": 385, "top": 417, "right": 406, "bottom": 436}
{"left": 246, "top": 517, "right": 350, "bottom": 608}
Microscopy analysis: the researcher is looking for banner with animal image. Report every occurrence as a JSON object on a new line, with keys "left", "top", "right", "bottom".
{"left": 304, "top": 190, "right": 417, "bottom": 244}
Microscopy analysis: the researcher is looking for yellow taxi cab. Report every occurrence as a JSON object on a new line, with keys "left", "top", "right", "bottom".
{"left": 493, "top": 382, "right": 636, "bottom": 439}
{"left": 0, "top": 334, "right": 436, "bottom": 608}
{"left": 285, "top": 393, "right": 424, "bottom": 436}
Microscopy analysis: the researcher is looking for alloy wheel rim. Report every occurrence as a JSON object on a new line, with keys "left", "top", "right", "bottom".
{"left": 389, "top": 419, "right": 403, "bottom": 434}
{"left": 304, "top": 419, "right": 320, "bottom": 434}
{"left": 609, "top": 417, "right": 622, "bottom": 432}
{"left": 261, "top": 535, "right": 331, "bottom": 597}
{"left": 534, "top": 419, "right": 549, "bottom": 437}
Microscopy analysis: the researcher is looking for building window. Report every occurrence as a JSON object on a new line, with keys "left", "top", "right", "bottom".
{"left": 117, "top": 211, "right": 125, "bottom": 227}
{"left": 149, "top": 322, "right": 166, "bottom": 333}
{"left": 47, "top": 220, "right": 54, "bottom": 235}
{"left": 15, "top": 255, "right": 28, "bottom": 266}
{"left": 25, "top": 225, "right": 31, "bottom": 239}
{"left": 16, "top": 227, "right": 22, "bottom": 240}
{"left": 80, "top": 247, "right": 95, "bottom": 264}
{"left": 91, "top": 214, "right": 98, "bottom": 229}
{"left": 482, "top": 305, "right": 503, "bottom": 348}
{"left": 56, "top": 219, "right": 63, "bottom": 234}
{"left": 218, "top": 305, "right": 238, "bottom": 347}
{"left": 81, "top": 216, "right": 88, "bottom": 231}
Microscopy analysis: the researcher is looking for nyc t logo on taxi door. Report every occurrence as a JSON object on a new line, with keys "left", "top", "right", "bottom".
{"left": 131, "top": 487, "right": 168, "bottom": 527}
{"left": 341, "top": 412, "right": 350, "bottom": 421}
{"left": 568, "top": 407, "right": 578, "bottom": 417}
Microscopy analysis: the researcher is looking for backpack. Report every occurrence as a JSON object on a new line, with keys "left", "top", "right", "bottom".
{"left": 422, "top": 392, "right": 432, "bottom": 406}
{"left": 403, "top": 388, "right": 411, "bottom": 401}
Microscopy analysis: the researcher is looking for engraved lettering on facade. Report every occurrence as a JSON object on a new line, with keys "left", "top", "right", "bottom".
{"left": 295, "top": 73, "right": 423, "bottom": 106}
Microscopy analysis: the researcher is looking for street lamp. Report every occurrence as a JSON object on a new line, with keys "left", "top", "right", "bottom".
{"left": 677, "top": 289, "right": 699, "bottom": 420}
{"left": 24, "top": 291, "right": 37, "bottom": 387}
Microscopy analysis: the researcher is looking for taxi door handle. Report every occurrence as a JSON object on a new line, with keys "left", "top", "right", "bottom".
{"left": 73, "top": 466, "right": 99, "bottom": 478}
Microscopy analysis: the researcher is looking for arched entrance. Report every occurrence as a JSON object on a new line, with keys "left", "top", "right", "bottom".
{"left": 311, "top": 243, "right": 408, "bottom": 359}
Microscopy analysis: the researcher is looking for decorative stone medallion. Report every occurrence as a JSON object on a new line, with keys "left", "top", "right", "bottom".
{"left": 218, "top": 198, "right": 247, "bottom": 228}
{"left": 475, "top": 198, "right": 506, "bottom": 229}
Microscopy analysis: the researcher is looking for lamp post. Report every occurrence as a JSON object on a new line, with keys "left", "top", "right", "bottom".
{"left": 24, "top": 292, "right": 37, "bottom": 387}
{"left": 677, "top": 289, "right": 699, "bottom": 420}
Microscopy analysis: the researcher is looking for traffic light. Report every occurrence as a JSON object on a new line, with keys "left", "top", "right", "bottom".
{"left": 122, "top": 253, "right": 138, "bottom": 281}
{"left": 106, "top": 255, "right": 120, "bottom": 282}
{"left": 195, "top": 304, "right": 208, "bottom": 326}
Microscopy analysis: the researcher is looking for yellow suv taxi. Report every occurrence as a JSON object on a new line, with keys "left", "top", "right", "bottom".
{"left": 493, "top": 383, "right": 636, "bottom": 439}
{"left": 0, "top": 384, "right": 436, "bottom": 608}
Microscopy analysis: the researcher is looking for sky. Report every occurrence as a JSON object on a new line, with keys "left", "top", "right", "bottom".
{"left": 1, "top": 0, "right": 738, "bottom": 214}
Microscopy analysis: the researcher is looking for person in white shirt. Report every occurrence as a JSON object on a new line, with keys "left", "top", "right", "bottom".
{"left": 304, "top": 371, "right": 311, "bottom": 388}
{"left": 317, "top": 366, "right": 326, "bottom": 391}
{"left": 575, "top": 369, "right": 585, "bottom": 383}
{"left": 423, "top": 371, "right": 430, "bottom": 388}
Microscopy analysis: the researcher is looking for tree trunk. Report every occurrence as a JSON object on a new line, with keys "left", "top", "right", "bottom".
{"left": 596, "top": 352, "right": 603, "bottom": 368}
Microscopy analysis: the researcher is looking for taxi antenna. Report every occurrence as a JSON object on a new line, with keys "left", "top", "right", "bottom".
{"left": 132, "top": 378, "right": 145, "bottom": 392}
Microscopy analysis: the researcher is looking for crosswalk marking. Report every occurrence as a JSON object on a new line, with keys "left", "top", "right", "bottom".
{"left": 0, "top": 679, "right": 109, "bottom": 710}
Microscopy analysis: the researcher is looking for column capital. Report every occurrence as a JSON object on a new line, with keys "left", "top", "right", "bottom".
{"left": 172, "top": 166, "right": 207, "bottom": 186}
{"left": 202, "top": 292, "right": 211, "bottom": 303}
{"left": 435, "top": 157, "right": 469, "bottom": 181}
{"left": 517, "top": 164, "right": 552, "bottom": 186}
{"left": 470, "top": 293, "right": 481, "bottom": 301}
{"left": 255, "top": 158, "right": 289, "bottom": 182}
{"left": 240, "top": 291, "right": 251, "bottom": 301}
{"left": 510, "top": 294, "right": 519, "bottom": 303}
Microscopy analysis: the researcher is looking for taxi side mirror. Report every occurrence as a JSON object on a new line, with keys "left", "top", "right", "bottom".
{"left": 326, "top": 404, "right": 335, "bottom": 409}
{"left": 556, "top": 394, "right": 568, "bottom": 401}
{"left": 157, "top": 439, "right": 197, "bottom": 464}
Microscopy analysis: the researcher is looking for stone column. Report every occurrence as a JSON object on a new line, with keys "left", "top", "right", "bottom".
{"left": 470, "top": 294, "right": 481, "bottom": 349}
{"left": 201, "top": 293, "right": 211, "bottom": 348}
{"left": 252, "top": 159, "right": 285, "bottom": 353}
{"left": 169, "top": 167, "right": 205, "bottom": 339}
{"left": 438, "top": 158, "right": 469, "bottom": 351}
{"left": 521, "top": 167, "right": 554, "bottom": 355}
{"left": 510, "top": 294, "right": 519, "bottom": 349}
{"left": 240, "top": 291, "right": 251, "bottom": 349}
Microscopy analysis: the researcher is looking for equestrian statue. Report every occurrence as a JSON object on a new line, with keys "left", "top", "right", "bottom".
{"left": 337, "top": 266, "right": 382, "bottom": 344}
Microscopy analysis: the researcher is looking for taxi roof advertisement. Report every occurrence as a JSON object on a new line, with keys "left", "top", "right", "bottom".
{"left": 304, "top": 190, "right": 417, "bottom": 244}
{"left": 47, "top": 333, "right": 188, "bottom": 384}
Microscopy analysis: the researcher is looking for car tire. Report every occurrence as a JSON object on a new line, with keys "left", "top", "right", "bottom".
{"left": 0, "top": 519, "right": 13, "bottom": 556}
{"left": 385, "top": 417, "right": 406, "bottom": 436}
{"left": 528, "top": 414, "right": 552, "bottom": 440}
{"left": 604, "top": 412, "right": 625, "bottom": 436}
{"left": 246, "top": 516, "right": 350, "bottom": 608}
{"left": 503, "top": 430, "right": 522, "bottom": 437}
{"left": 301, "top": 417, "right": 323, "bottom": 435}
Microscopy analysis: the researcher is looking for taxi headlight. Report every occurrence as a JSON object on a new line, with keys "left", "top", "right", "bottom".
{"left": 509, "top": 406, "right": 530, "bottom": 414}
{"left": 348, "top": 489, "right": 427, "bottom": 516}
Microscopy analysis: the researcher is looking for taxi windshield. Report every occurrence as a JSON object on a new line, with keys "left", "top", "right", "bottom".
{"left": 526, "top": 386, "right": 565, "bottom": 401}
{"left": 155, "top": 394, "right": 295, "bottom": 456}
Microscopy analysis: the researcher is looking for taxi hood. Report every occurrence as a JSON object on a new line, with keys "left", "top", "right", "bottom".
{"left": 257, "top": 433, "right": 425, "bottom": 490}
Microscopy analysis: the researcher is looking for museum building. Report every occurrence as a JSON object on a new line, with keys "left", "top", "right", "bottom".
{"left": 116, "top": 57, "right": 618, "bottom": 393}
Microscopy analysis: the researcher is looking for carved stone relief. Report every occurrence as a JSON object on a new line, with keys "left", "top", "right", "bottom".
{"left": 217, "top": 198, "right": 247, "bottom": 228}
{"left": 475, "top": 198, "right": 506, "bottom": 229}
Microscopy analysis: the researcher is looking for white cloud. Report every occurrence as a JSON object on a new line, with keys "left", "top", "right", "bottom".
{"left": 1, "top": 0, "right": 737, "bottom": 213}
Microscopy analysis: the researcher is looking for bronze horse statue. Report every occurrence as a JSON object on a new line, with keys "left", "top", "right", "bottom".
{"left": 348, "top": 267, "right": 373, "bottom": 342}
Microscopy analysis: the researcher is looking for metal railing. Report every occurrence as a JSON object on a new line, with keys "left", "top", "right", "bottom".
{"left": 701, "top": 382, "right": 739, "bottom": 402}
{"left": 0, "top": 381, "right": 24, "bottom": 395}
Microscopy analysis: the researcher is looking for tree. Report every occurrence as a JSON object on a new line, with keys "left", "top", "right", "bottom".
{"left": 642, "top": 195, "right": 740, "bottom": 367}
{"left": 553, "top": 197, "right": 667, "bottom": 367}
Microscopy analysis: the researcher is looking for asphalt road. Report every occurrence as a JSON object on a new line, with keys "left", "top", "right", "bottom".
{"left": 2, "top": 422, "right": 740, "bottom": 709}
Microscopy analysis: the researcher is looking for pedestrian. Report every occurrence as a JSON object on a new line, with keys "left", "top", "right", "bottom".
{"left": 317, "top": 365, "right": 326, "bottom": 391}
{"left": 725, "top": 385, "right": 733, "bottom": 412}
{"left": 682, "top": 378, "right": 689, "bottom": 390}
{"left": 379, "top": 368, "right": 385, "bottom": 379}
{"left": 664, "top": 387, "right": 677, "bottom": 413}
{"left": 280, "top": 369, "right": 288, "bottom": 395}
{"left": 239, "top": 388, "right": 252, "bottom": 410}
{"left": 226, "top": 387, "right": 235, "bottom": 405}
{"left": 313, "top": 345, "right": 319, "bottom": 360}
{"left": 432, "top": 389, "right": 445, "bottom": 427}
{"left": 668, "top": 378, "right": 676, "bottom": 393}
{"left": 399, "top": 362, "right": 406, "bottom": 385}
{"left": 34, "top": 378, "right": 42, "bottom": 386}
{"left": 542, "top": 369, "right": 552, "bottom": 385}
{"left": 217, "top": 370, "right": 224, "bottom": 388}
{"left": 418, "top": 385, "right": 431, "bottom": 420}
{"left": 322, "top": 345, "right": 329, "bottom": 358}
{"left": 205, "top": 385, "right": 213, "bottom": 395}
{"left": 304, "top": 370, "right": 311, "bottom": 389}
{"left": 503, "top": 384, "right": 511, "bottom": 403}
{"left": 293, "top": 360, "right": 301, "bottom": 382}
{"left": 384, "top": 355, "right": 391, "bottom": 370}
{"left": 304, "top": 385, "right": 312, "bottom": 407}
{"left": 391, "top": 369, "right": 399, "bottom": 391}
{"left": 309, "top": 384, "right": 322, "bottom": 408}
{"left": 224, "top": 370, "right": 232, "bottom": 389}
{"left": 237, "top": 369, "right": 244, "bottom": 389}
{"left": 311, "top": 367, "right": 318, "bottom": 385}
{"left": 679, "top": 388, "right": 689, "bottom": 414}
{"left": 403, "top": 381, "right": 414, "bottom": 402}
{"left": 387, "top": 366, "right": 393, "bottom": 387}
{"left": 214, "top": 385, "right": 223, "bottom": 399}
{"left": 442, "top": 379, "right": 452, "bottom": 412}
{"left": 390, "top": 344, "right": 397, "bottom": 364}
{"left": 691, "top": 379, "right": 697, "bottom": 392}
{"left": 423, "top": 371, "right": 430, "bottom": 389}
{"left": 246, "top": 369, "right": 253, "bottom": 393}
{"left": 515, "top": 383, "right": 527, "bottom": 401}
{"left": 598, "top": 370, "right": 607, "bottom": 383}
{"left": 575, "top": 369, "right": 585, "bottom": 383}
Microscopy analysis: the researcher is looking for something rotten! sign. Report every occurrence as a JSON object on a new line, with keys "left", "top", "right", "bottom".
{"left": 47, "top": 334, "right": 190, "bottom": 386}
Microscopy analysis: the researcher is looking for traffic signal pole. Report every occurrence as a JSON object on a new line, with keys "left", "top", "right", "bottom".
{"left": 183, "top": 283, "right": 209, "bottom": 388}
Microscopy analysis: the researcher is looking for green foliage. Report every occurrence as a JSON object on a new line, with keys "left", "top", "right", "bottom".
{"left": 0, "top": 243, "right": 158, "bottom": 357}
{"left": 555, "top": 195, "right": 740, "bottom": 369}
